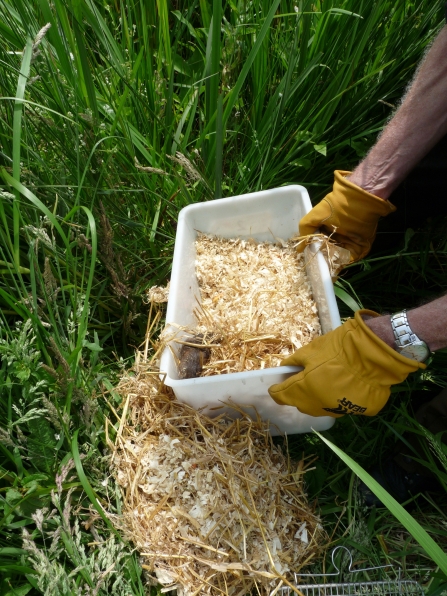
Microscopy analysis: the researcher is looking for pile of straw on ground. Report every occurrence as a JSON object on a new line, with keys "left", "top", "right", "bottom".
{"left": 190, "top": 234, "right": 321, "bottom": 375}
{"left": 112, "top": 366, "right": 327, "bottom": 595}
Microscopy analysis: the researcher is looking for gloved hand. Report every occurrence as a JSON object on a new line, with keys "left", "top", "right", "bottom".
{"left": 299, "top": 170, "right": 396, "bottom": 263}
{"left": 268, "top": 310, "right": 425, "bottom": 418}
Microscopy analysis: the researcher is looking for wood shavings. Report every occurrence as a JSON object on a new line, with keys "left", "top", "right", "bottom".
{"left": 294, "top": 233, "right": 351, "bottom": 278}
{"left": 112, "top": 368, "right": 327, "bottom": 595}
{"left": 191, "top": 233, "right": 321, "bottom": 375}
{"left": 146, "top": 281, "right": 170, "bottom": 304}
{"left": 324, "top": 243, "right": 351, "bottom": 277}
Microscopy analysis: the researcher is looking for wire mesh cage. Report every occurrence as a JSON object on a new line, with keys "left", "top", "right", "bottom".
{"left": 280, "top": 547, "right": 425, "bottom": 596}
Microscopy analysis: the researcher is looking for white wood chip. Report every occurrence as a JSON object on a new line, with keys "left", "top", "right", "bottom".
{"left": 192, "top": 233, "right": 321, "bottom": 375}
{"left": 113, "top": 370, "right": 327, "bottom": 596}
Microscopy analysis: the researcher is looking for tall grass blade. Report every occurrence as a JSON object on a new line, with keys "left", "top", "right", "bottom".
{"left": 199, "top": 0, "right": 211, "bottom": 29}
{"left": 206, "top": 0, "right": 222, "bottom": 123}
{"left": 12, "top": 38, "right": 32, "bottom": 268}
{"left": 334, "top": 282, "right": 363, "bottom": 312}
{"left": 156, "top": 0, "right": 172, "bottom": 77}
{"left": 205, "top": 0, "right": 222, "bottom": 176}
{"left": 72, "top": 19, "right": 98, "bottom": 119}
{"left": 251, "top": 0, "right": 270, "bottom": 128}
{"left": 71, "top": 430, "right": 119, "bottom": 536}
{"left": 37, "top": 0, "right": 73, "bottom": 81}
{"left": 2, "top": 170, "right": 70, "bottom": 249}
{"left": 315, "top": 431, "right": 447, "bottom": 575}
{"left": 215, "top": 93, "right": 223, "bottom": 198}
{"left": 222, "top": 0, "right": 281, "bottom": 130}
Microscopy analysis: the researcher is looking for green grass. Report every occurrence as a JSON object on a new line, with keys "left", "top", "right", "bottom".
{"left": 0, "top": 0, "right": 446, "bottom": 593}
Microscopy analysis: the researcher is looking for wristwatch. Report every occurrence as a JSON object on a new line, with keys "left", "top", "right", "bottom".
{"left": 390, "top": 310, "right": 430, "bottom": 362}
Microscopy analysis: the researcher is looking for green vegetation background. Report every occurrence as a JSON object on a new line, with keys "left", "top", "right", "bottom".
{"left": 1, "top": 0, "right": 447, "bottom": 594}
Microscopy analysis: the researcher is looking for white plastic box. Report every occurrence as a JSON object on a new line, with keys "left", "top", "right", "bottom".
{"left": 159, "top": 186, "right": 341, "bottom": 436}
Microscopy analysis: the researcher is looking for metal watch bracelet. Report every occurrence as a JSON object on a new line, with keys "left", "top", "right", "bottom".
{"left": 389, "top": 310, "right": 430, "bottom": 362}
{"left": 390, "top": 310, "right": 417, "bottom": 347}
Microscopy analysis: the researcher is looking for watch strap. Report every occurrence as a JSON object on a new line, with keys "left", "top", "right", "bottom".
{"left": 390, "top": 310, "right": 421, "bottom": 348}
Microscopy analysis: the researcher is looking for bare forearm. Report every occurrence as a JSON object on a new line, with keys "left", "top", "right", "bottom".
{"left": 349, "top": 26, "right": 447, "bottom": 200}
{"left": 366, "top": 294, "right": 447, "bottom": 353}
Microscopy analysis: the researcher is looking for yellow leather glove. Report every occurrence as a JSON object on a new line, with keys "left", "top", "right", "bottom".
{"left": 268, "top": 310, "right": 425, "bottom": 418}
{"left": 299, "top": 170, "right": 396, "bottom": 262}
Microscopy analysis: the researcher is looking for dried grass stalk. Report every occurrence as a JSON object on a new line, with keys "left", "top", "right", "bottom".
{"left": 113, "top": 368, "right": 327, "bottom": 596}
{"left": 189, "top": 234, "right": 321, "bottom": 375}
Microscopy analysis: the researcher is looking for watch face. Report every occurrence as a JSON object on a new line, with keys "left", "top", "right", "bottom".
{"left": 400, "top": 343, "right": 429, "bottom": 362}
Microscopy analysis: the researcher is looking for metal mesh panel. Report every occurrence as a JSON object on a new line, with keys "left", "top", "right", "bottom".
{"left": 279, "top": 547, "right": 424, "bottom": 596}
{"left": 280, "top": 579, "right": 424, "bottom": 596}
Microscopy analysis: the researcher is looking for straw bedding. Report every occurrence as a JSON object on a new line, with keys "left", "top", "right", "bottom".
{"left": 112, "top": 367, "right": 327, "bottom": 595}
{"left": 182, "top": 234, "right": 322, "bottom": 376}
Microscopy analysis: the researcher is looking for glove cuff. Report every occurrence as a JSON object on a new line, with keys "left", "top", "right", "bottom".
{"left": 334, "top": 171, "right": 397, "bottom": 217}
{"left": 354, "top": 309, "right": 426, "bottom": 376}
